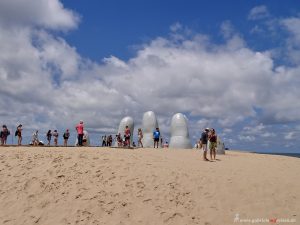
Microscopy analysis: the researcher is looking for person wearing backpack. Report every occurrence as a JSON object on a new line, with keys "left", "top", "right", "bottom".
{"left": 200, "top": 128, "right": 209, "bottom": 161}
{"left": 1, "top": 125, "right": 10, "bottom": 146}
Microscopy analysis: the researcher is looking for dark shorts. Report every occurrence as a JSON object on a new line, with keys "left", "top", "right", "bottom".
{"left": 154, "top": 138, "right": 159, "bottom": 142}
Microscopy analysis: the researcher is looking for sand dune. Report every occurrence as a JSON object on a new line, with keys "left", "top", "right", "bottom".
{"left": 0, "top": 147, "right": 299, "bottom": 225}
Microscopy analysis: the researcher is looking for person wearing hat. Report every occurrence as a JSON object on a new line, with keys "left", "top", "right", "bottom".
{"left": 200, "top": 128, "right": 210, "bottom": 161}
{"left": 76, "top": 120, "right": 84, "bottom": 146}
{"left": 63, "top": 129, "right": 70, "bottom": 147}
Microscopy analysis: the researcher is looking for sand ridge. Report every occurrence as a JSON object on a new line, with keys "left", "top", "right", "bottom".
{"left": 0, "top": 147, "right": 299, "bottom": 225}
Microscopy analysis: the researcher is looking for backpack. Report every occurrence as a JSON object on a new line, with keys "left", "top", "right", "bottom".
{"left": 15, "top": 130, "right": 18, "bottom": 136}
{"left": 63, "top": 132, "right": 69, "bottom": 139}
{"left": 201, "top": 132, "right": 208, "bottom": 143}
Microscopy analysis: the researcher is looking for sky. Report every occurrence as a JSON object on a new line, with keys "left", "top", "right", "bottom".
{"left": 0, "top": 0, "right": 300, "bottom": 152}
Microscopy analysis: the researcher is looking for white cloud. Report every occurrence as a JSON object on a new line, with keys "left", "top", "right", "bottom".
{"left": 284, "top": 132, "right": 295, "bottom": 140}
{"left": 0, "top": 0, "right": 79, "bottom": 30}
{"left": 248, "top": 5, "right": 270, "bottom": 21}
{"left": 243, "top": 123, "right": 265, "bottom": 135}
{"left": 281, "top": 17, "right": 300, "bottom": 43}
{"left": 220, "top": 21, "right": 235, "bottom": 39}
{"left": 280, "top": 17, "right": 300, "bottom": 64}
{"left": 261, "top": 132, "right": 276, "bottom": 138}
{"left": 238, "top": 135, "right": 256, "bottom": 142}
{"left": 170, "top": 22, "right": 183, "bottom": 32}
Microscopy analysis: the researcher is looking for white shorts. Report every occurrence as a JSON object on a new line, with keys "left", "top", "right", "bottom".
{"left": 202, "top": 144, "right": 207, "bottom": 152}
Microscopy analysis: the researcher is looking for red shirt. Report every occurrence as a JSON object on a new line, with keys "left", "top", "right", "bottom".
{"left": 125, "top": 128, "right": 131, "bottom": 137}
{"left": 76, "top": 123, "right": 84, "bottom": 134}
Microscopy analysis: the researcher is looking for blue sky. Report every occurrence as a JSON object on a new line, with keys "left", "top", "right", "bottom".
{"left": 60, "top": 0, "right": 300, "bottom": 60}
{"left": 0, "top": 0, "right": 300, "bottom": 152}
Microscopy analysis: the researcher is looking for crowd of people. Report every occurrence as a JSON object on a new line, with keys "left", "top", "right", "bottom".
{"left": 101, "top": 135, "right": 113, "bottom": 147}
{"left": 1, "top": 121, "right": 219, "bottom": 160}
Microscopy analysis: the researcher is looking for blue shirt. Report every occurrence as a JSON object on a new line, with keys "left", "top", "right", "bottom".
{"left": 153, "top": 131, "right": 160, "bottom": 139}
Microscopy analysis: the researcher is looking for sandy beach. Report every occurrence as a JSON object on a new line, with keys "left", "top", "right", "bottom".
{"left": 0, "top": 147, "right": 299, "bottom": 225}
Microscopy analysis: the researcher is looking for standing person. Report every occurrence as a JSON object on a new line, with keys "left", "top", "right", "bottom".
{"left": 200, "top": 128, "right": 210, "bottom": 161}
{"left": 46, "top": 130, "right": 52, "bottom": 146}
{"left": 1, "top": 125, "right": 10, "bottom": 146}
{"left": 124, "top": 126, "right": 131, "bottom": 147}
{"left": 52, "top": 130, "right": 59, "bottom": 146}
{"left": 208, "top": 128, "right": 217, "bottom": 160}
{"left": 163, "top": 141, "right": 169, "bottom": 148}
{"left": 16, "top": 124, "right": 22, "bottom": 146}
{"left": 117, "top": 133, "right": 122, "bottom": 147}
{"left": 32, "top": 130, "right": 39, "bottom": 146}
{"left": 63, "top": 129, "right": 70, "bottom": 147}
{"left": 108, "top": 135, "right": 113, "bottom": 146}
{"left": 76, "top": 120, "right": 84, "bottom": 146}
{"left": 102, "top": 135, "right": 106, "bottom": 147}
{"left": 106, "top": 135, "right": 110, "bottom": 147}
{"left": 137, "top": 128, "right": 143, "bottom": 148}
{"left": 153, "top": 127, "right": 160, "bottom": 148}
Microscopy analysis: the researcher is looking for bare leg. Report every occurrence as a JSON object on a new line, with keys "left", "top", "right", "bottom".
{"left": 203, "top": 151, "right": 208, "bottom": 161}
{"left": 213, "top": 148, "right": 216, "bottom": 160}
{"left": 18, "top": 136, "right": 22, "bottom": 145}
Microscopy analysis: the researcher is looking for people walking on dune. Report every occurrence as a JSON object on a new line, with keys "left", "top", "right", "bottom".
{"left": 200, "top": 128, "right": 209, "bottom": 161}
{"left": 208, "top": 128, "right": 217, "bottom": 160}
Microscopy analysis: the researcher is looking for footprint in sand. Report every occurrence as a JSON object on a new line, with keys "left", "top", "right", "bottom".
{"left": 163, "top": 212, "right": 184, "bottom": 223}
{"left": 136, "top": 181, "right": 145, "bottom": 189}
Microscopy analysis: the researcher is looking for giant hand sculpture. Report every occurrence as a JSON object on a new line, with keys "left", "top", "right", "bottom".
{"left": 216, "top": 137, "right": 225, "bottom": 154}
{"left": 142, "top": 111, "right": 159, "bottom": 147}
{"left": 115, "top": 116, "right": 134, "bottom": 147}
{"left": 169, "top": 113, "right": 192, "bottom": 149}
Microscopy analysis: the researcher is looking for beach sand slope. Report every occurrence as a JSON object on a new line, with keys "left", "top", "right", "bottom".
{"left": 0, "top": 147, "right": 299, "bottom": 225}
